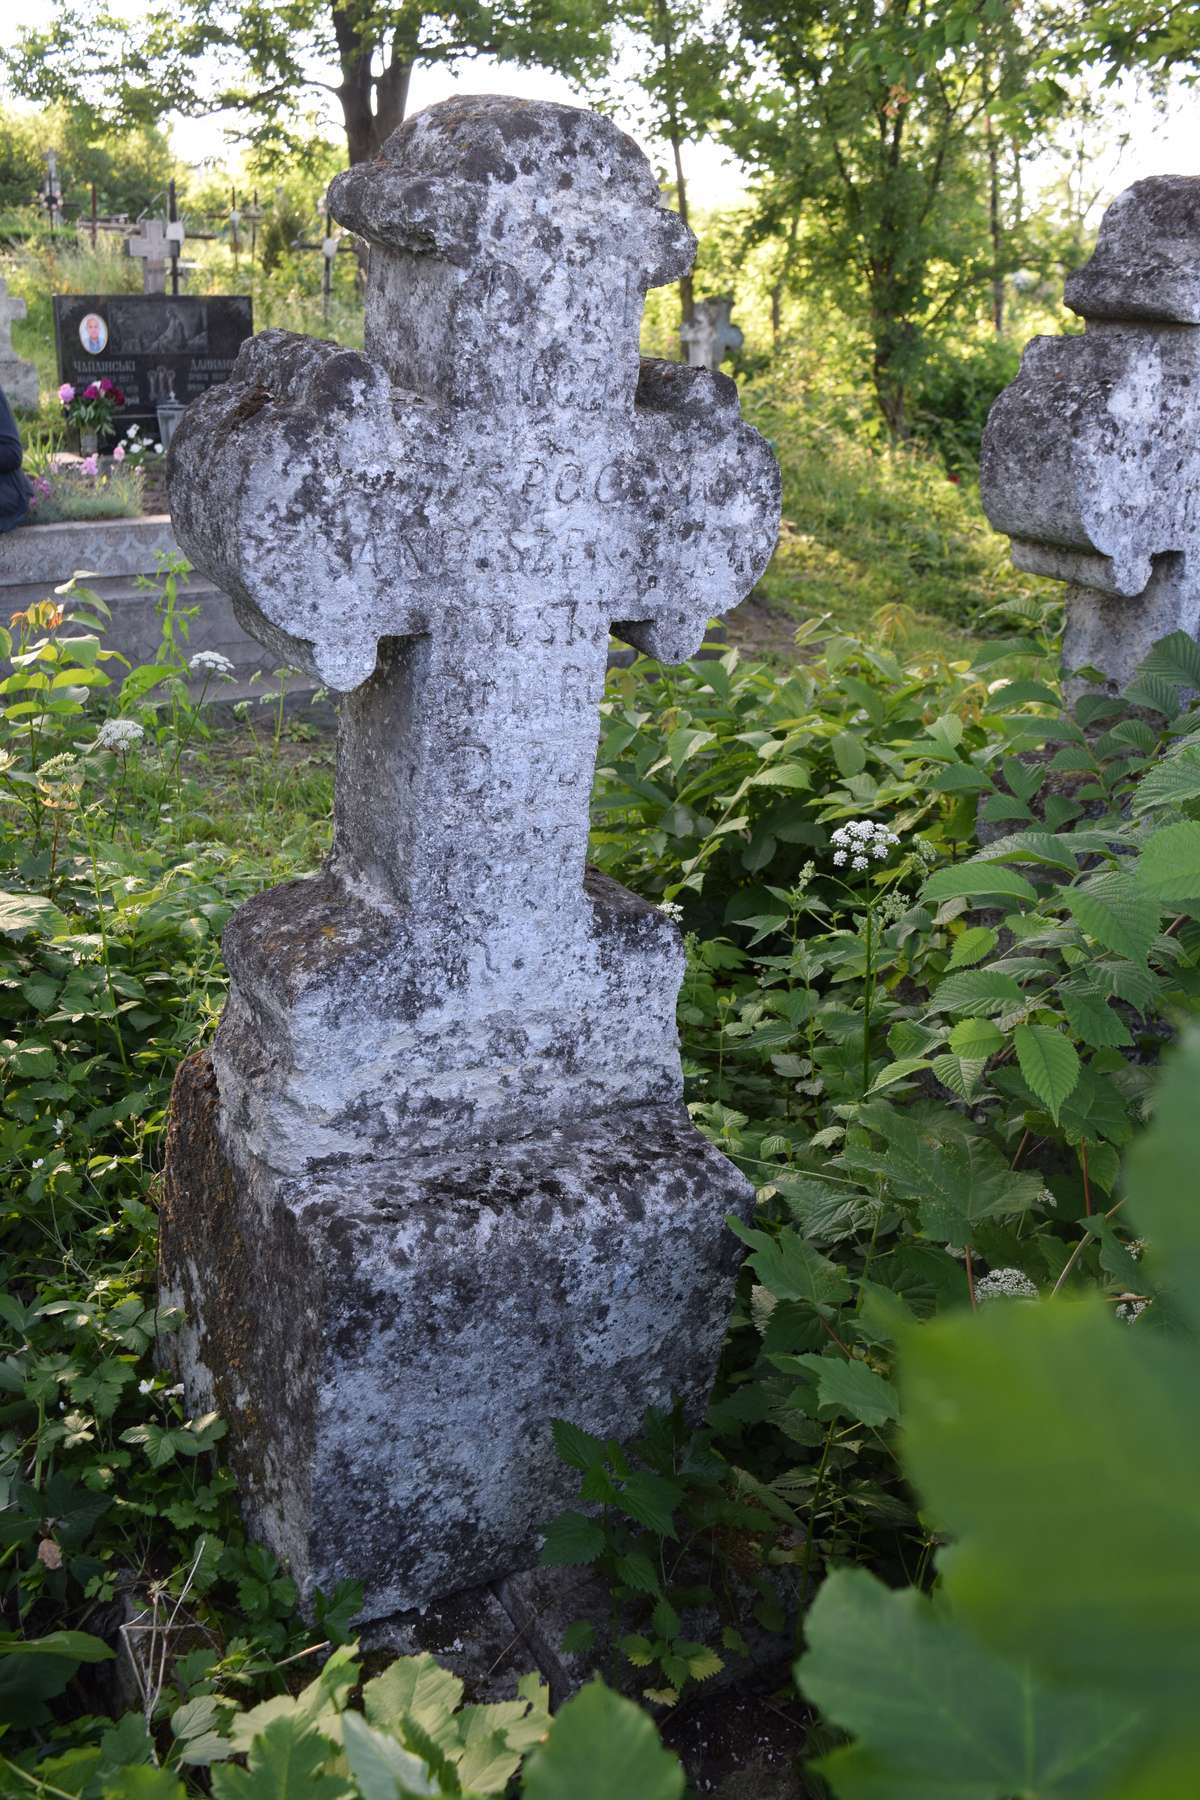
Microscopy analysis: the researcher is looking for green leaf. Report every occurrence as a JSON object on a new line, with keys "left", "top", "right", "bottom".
{"left": 1063, "top": 875, "right": 1160, "bottom": 964}
{"left": 867, "top": 1055, "right": 931, "bottom": 1093}
{"left": 750, "top": 762, "right": 811, "bottom": 790}
{"left": 947, "top": 926, "right": 998, "bottom": 970}
{"left": 798, "top": 1569, "right": 1143, "bottom": 1800}
{"left": 947, "top": 1019, "right": 1002, "bottom": 1059}
{"left": 726, "top": 1216, "right": 852, "bottom": 1312}
{"left": 210, "top": 1716, "right": 351, "bottom": 1800}
{"left": 797, "top": 1356, "right": 899, "bottom": 1427}
{"left": 839, "top": 1118, "right": 1042, "bottom": 1246}
{"left": 0, "top": 1630, "right": 114, "bottom": 1663}
{"left": 930, "top": 1053, "right": 988, "bottom": 1101}
{"left": 831, "top": 731, "right": 867, "bottom": 777}
{"left": 1125, "top": 1025, "right": 1200, "bottom": 1335}
{"left": 0, "top": 891, "right": 68, "bottom": 939}
{"left": 341, "top": 1710, "right": 437, "bottom": 1800}
{"left": 1129, "top": 744, "right": 1200, "bottom": 816}
{"left": 1061, "top": 986, "right": 1132, "bottom": 1049}
{"left": 363, "top": 1653, "right": 462, "bottom": 1746}
{"left": 103, "top": 1771, "right": 190, "bottom": 1799}
{"left": 521, "top": 1680, "right": 683, "bottom": 1800}
{"left": 1136, "top": 821, "right": 1200, "bottom": 902}
{"left": 551, "top": 1419, "right": 606, "bottom": 1472}
{"left": 1013, "top": 1023, "right": 1079, "bottom": 1124}
{"left": 539, "top": 1512, "right": 606, "bottom": 1567}
{"left": 922, "top": 865, "right": 1037, "bottom": 906}
{"left": 928, "top": 969, "right": 1024, "bottom": 1017}
{"left": 614, "top": 1471, "right": 682, "bottom": 1540}
{"left": 905, "top": 1301, "right": 1200, "bottom": 1719}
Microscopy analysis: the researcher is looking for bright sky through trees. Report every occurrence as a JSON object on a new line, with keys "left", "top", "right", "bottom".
{"left": 0, "top": 0, "right": 1192, "bottom": 214}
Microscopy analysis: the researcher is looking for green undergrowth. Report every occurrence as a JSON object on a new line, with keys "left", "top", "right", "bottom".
{"left": 741, "top": 361, "right": 1053, "bottom": 656}
{"left": 3, "top": 566, "right": 1199, "bottom": 1795}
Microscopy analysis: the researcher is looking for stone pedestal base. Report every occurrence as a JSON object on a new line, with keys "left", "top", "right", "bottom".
{"left": 160, "top": 1053, "right": 752, "bottom": 1622}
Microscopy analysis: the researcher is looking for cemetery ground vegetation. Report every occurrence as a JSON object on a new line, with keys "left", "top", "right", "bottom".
{"left": 2, "top": 12, "right": 1199, "bottom": 1788}
{"left": 1, "top": 554, "right": 1199, "bottom": 1793}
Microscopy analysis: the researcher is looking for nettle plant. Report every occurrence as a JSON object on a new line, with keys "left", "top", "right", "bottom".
{"left": 555, "top": 623, "right": 1200, "bottom": 1697}
{"left": 798, "top": 1026, "right": 1200, "bottom": 1797}
{"left": 9, "top": 1643, "right": 686, "bottom": 1800}
{"left": 0, "top": 577, "right": 344, "bottom": 1740}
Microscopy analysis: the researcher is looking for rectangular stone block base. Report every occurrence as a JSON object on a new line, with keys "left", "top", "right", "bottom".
{"left": 160, "top": 1053, "right": 753, "bottom": 1622}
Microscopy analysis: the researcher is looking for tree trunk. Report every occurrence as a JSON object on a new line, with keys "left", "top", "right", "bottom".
{"left": 769, "top": 208, "right": 801, "bottom": 349}
{"left": 870, "top": 303, "right": 911, "bottom": 440}
{"left": 331, "top": 3, "right": 413, "bottom": 166}
{"left": 671, "top": 128, "right": 694, "bottom": 326}
{"left": 986, "top": 112, "right": 1004, "bottom": 333}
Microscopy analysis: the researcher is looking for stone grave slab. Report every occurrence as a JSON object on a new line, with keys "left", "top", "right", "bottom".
{"left": 981, "top": 175, "right": 1200, "bottom": 691}
{"left": 53, "top": 294, "right": 253, "bottom": 432}
{"left": 160, "top": 94, "right": 780, "bottom": 1623}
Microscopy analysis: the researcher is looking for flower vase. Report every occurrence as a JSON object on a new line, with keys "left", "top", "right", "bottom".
{"left": 79, "top": 429, "right": 99, "bottom": 457}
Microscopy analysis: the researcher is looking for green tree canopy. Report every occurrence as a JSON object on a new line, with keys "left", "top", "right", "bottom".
{"left": 721, "top": 0, "right": 1079, "bottom": 435}
{"left": 0, "top": 101, "right": 174, "bottom": 216}
{"left": 2, "top": 1, "right": 614, "bottom": 171}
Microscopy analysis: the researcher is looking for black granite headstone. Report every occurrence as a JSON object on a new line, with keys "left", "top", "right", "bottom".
{"left": 53, "top": 294, "right": 253, "bottom": 433}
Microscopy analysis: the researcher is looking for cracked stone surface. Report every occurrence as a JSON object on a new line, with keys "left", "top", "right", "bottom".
{"left": 160, "top": 94, "right": 779, "bottom": 1619}
{"left": 981, "top": 175, "right": 1200, "bottom": 692}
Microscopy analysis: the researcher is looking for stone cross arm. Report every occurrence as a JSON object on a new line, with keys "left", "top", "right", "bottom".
{"left": 981, "top": 176, "right": 1200, "bottom": 614}
{"left": 169, "top": 96, "right": 779, "bottom": 931}
{"left": 170, "top": 330, "right": 779, "bottom": 691}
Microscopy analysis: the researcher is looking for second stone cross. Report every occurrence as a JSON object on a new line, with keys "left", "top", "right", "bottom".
{"left": 161, "top": 96, "right": 780, "bottom": 1623}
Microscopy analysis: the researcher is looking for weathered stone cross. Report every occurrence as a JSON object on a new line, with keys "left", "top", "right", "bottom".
{"left": 0, "top": 276, "right": 36, "bottom": 410}
{"left": 127, "top": 218, "right": 180, "bottom": 294}
{"left": 982, "top": 175, "right": 1200, "bottom": 690}
{"left": 681, "top": 294, "right": 744, "bottom": 373}
{"left": 170, "top": 95, "right": 779, "bottom": 1173}
{"left": 163, "top": 97, "right": 778, "bottom": 1622}
{"left": 0, "top": 275, "right": 26, "bottom": 360}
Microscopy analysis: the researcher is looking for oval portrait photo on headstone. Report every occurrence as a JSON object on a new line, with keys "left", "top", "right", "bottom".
{"left": 78, "top": 312, "right": 108, "bottom": 354}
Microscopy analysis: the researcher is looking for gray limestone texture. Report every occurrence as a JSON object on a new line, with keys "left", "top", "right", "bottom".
{"left": 680, "top": 296, "right": 744, "bottom": 374}
{"left": 981, "top": 175, "right": 1200, "bottom": 692}
{"left": 160, "top": 94, "right": 780, "bottom": 1621}
{"left": 0, "top": 276, "right": 39, "bottom": 410}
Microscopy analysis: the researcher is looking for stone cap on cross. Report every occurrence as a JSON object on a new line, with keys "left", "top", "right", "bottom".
{"left": 327, "top": 95, "right": 695, "bottom": 415}
{"left": 980, "top": 176, "right": 1200, "bottom": 684}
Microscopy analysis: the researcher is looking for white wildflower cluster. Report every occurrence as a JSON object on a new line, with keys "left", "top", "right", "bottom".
{"left": 657, "top": 900, "right": 685, "bottom": 925}
{"left": 830, "top": 819, "right": 900, "bottom": 873}
{"left": 1116, "top": 1298, "right": 1150, "bottom": 1324}
{"left": 875, "top": 889, "right": 912, "bottom": 928}
{"left": 189, "top": 650, "right": 236, "bottom": 678}
{"left": 975, "top": 1267, "right": 1039, "bottom": 1303}
{"left": 37, "top": 752, "right": 79, "bottom": 781}
{"left": 94, "top": 718, "right": 145, "bottom": 753}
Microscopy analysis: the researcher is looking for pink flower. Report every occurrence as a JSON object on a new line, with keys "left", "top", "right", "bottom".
{"left": 83, "top": 383, "right": 100, "bottom": 401}
{"left": 58, "top": 383, "right": 75, "bottom": 404}
{"left": 111, "top": 442, "right": 126, "bottom": 462}
{"left": 80, "top": 454, "right": 98, "bottom": 477}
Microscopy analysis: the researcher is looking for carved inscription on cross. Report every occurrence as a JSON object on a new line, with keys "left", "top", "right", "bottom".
{"left": 169, "top": 96, "right": 780, "bottom": 1171}
{"left": 982, "top": 176, "right": 1200, "bottom": 689}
